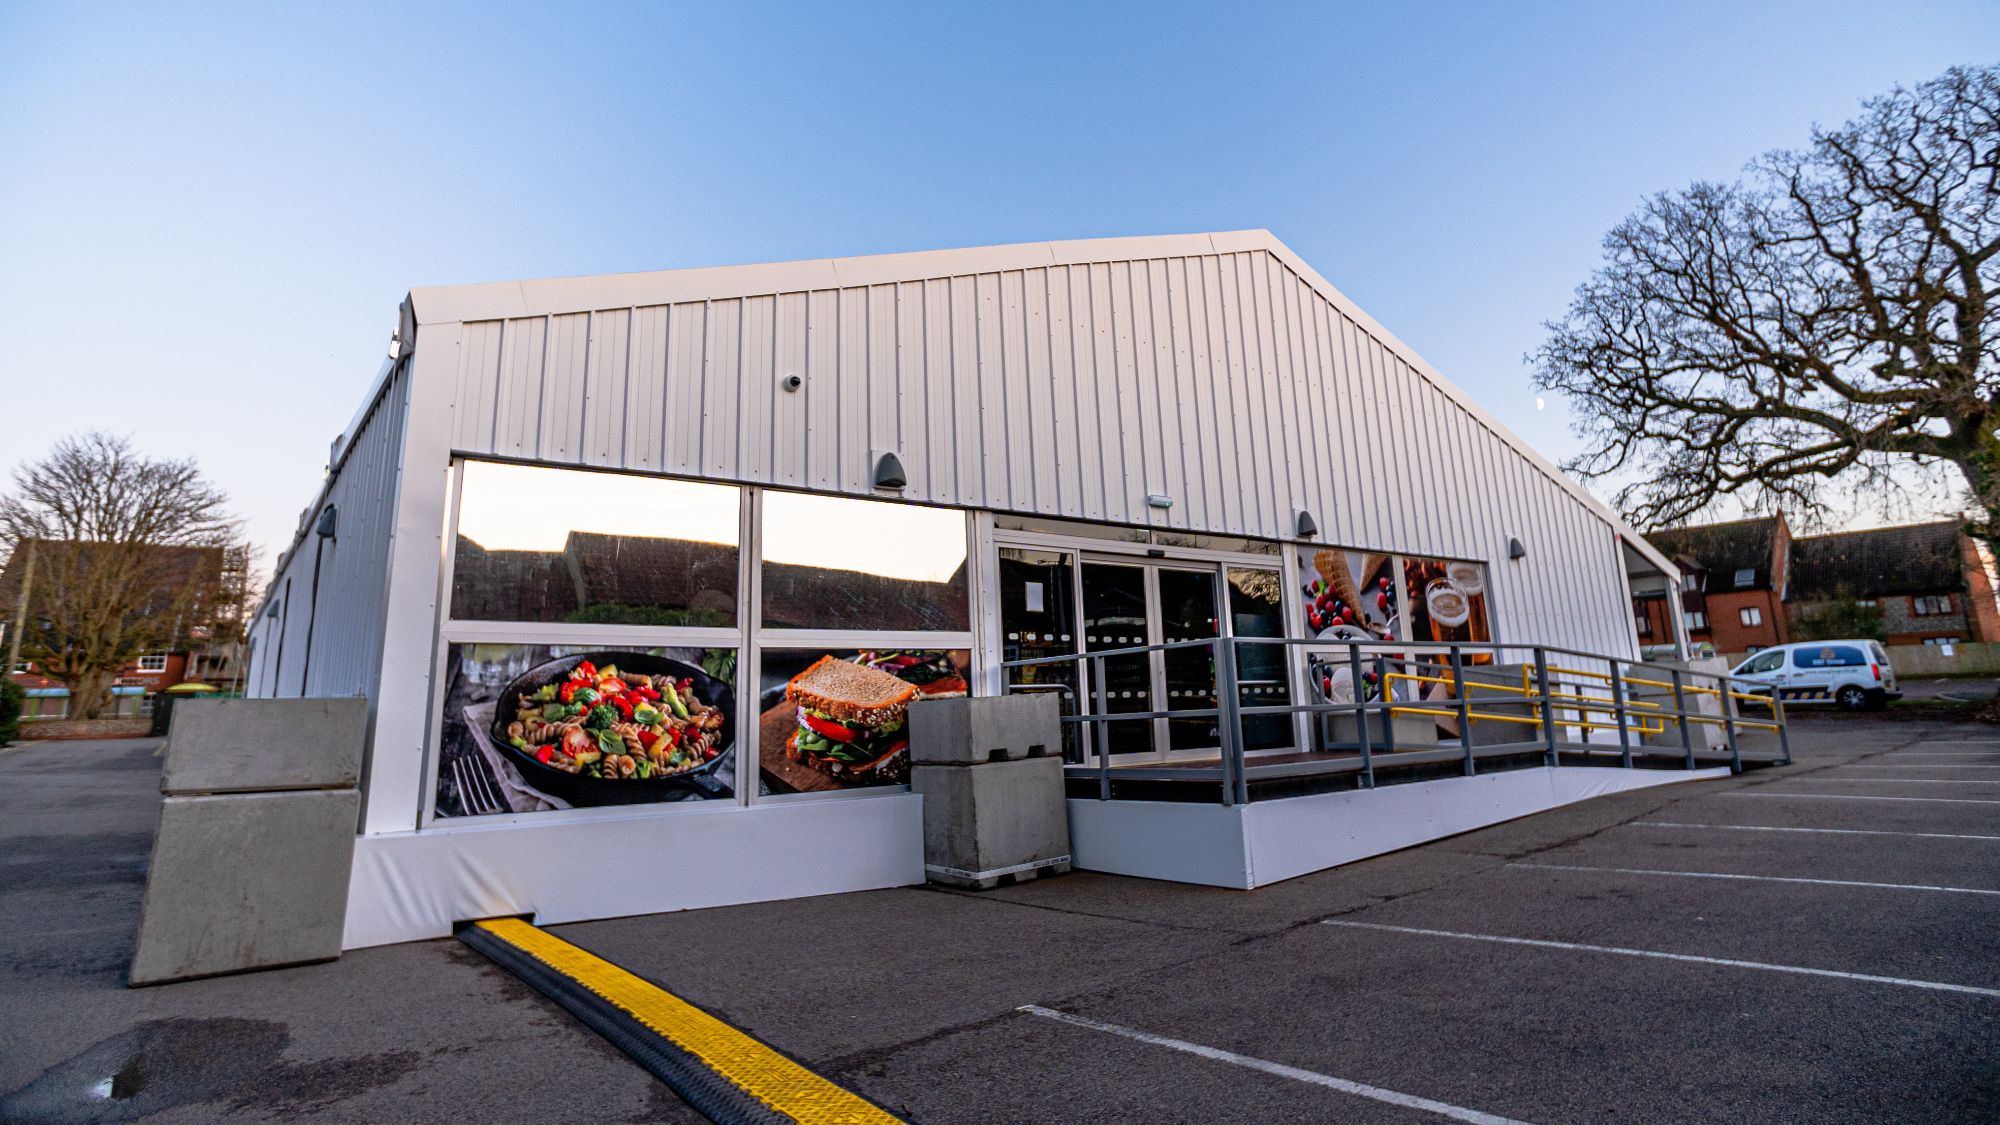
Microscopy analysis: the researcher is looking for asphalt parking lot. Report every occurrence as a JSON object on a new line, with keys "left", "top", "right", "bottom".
{"left": 1, "top": 719, "right": 1995, "bottom": 1123}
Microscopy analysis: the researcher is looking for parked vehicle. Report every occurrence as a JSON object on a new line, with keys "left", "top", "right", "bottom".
{"left": 1730, "top": 640, "right": 1900, "bottom": 710}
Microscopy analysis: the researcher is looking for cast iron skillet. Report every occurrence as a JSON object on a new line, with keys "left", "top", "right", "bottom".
{"left": 489, "top": 650, "right": 734, "bottom": 806}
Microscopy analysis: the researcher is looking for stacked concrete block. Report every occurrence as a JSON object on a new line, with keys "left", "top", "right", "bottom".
{"left": 1628, "top": 657, "right": 1733, "bottom": 752}
{"left": 129, "top": 698, "right": 367, "bottom": 986}
{"left": 1455, "top": 663, "right": 1547, "bottom": 748}
{"left": 908, "top": 694, "right": 1071, "bottom": 890}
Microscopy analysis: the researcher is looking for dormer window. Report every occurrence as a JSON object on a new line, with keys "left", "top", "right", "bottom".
{"left": 1733, "top": 568, "right": 1756, "bottom": 588}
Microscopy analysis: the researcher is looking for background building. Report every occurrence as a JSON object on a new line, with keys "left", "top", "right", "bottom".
{"left": 1645, "top": 515, "right": 1792, "bottom": 653}
{"left": 1788, "top": 520, "right": 2000, "bottom": 646}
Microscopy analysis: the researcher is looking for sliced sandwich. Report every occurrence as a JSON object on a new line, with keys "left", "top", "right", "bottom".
{"left": 784, "top": 655, "right": 918, "bottom": 784}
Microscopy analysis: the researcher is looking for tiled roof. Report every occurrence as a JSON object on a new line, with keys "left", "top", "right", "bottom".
{"left": 0, "top": 539, "right": 224, "bottom": 625}
{"left": 1645, "top": 517, "right": 1780, "bottom": 590}
{"left": 1789, "top": 521, "right": 1966, "bottom": 602}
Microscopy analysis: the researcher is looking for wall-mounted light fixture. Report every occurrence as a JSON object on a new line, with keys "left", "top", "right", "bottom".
{"left": 1508, "top": 536, "right": 1527, "bottom": 560}
{"left": 1296, "top": 510, "right": 1319, "bottom": 538}
{"left": 873, "top": 451, "right": 908, "bottom": 491}
{"left": 315, "top": 506, "right": 339, "bottom": 539}
{"left": 1146, "top": 494, "right": 1173, "bottom": 510}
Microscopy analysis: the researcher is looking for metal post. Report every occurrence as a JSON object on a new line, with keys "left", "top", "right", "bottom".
{"left": 1775, "top": 693, "right": 1792, "bottom": 765}
{"left": 1376, "top": 653, "right": 1397, "bottom": 759}
{"left": 1218, "top": 638, "right": 1244, "bottom": 807}
{"left": 1608, "top": 661, "right": 1633, "bottom": 769}
{"left": 1350, "top": 646, "right": 1373, "bottom": 789}
{"left": 1450, "top": 646, "right": 1473, "bottom": 776}
{"left": 1670, "top": 667, "right": 1695, "bottom": 770}
{"left": 1533, "top": 647, "right": 1558, "bottom": 767}
{"left": 1720, "top": 674, "right": 1741, "bottom": 774}
{"left": 1092, "top": 653, "right": 1111, "bottom": 801}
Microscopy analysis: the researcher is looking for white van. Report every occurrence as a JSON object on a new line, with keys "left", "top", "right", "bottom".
{"left": 1730, "top": 640, "right": 1900, "bottom": 709}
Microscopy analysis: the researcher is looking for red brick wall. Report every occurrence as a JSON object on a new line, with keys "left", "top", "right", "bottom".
{"left": 1961, "top": 536, "right": 2000, "bottom": 643}
{"left": 1632, "top": 594, "right": 1674, "bottom": 645}
{"left": 1698, "top": 590, "right": 1787, "bottom": 652}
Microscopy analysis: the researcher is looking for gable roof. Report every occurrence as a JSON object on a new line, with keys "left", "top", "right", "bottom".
{"left": 1646, "top": 517, "right": 1781, "bottom": 590}
{"left": 403, "top": 229, "right": 1679, "bottom": 580}
{"left": 1789, "top": 521, "right": 1967, "bottom": 602}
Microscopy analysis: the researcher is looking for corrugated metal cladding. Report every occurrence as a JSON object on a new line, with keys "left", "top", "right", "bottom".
{"left": 437, "top": 246, "right": 1636, "bottom": 657}
{"left": 246, "top": 364, "right": 409, "bottom": 698}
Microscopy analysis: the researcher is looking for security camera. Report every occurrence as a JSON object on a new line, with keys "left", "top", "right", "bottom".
{"left": 782, "top": 374, "right": 803, "bottom": 392}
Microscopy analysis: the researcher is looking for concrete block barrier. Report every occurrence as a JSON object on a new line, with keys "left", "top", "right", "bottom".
{"left": 129, "top": 790, "right": 361, "bottom": 985}
{"left": 129, "top": 697, "right": 367, "bottom": 985}
{"left": 912, "top": 757, "right": 1071, "bottom": 889}
{"left": 163, "top": 697, "right": 367, "bottom": 794}
{"left": 909, "top": 693, "right": 1061, "bottom": 765}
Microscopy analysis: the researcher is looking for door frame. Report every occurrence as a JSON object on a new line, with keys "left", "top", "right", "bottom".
{"left": 985, "top": 517, "right": 1298, "bottom": 766}
{"left": 1079, "top": 552, "right": 1225, "bottom": 763}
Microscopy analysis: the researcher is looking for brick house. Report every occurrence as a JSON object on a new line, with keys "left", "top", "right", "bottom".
{"left": 1643, "top": 515, "right": 1792, "bottom": 653}
{"left": 1, "top": 541, "right": 252, "bottom": 714}
{"left": 1787, "top": 520, "right": 2000, "bottom": 645}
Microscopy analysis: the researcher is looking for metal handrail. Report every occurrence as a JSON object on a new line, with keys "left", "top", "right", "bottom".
{"left": 1000, "top": 634, "right": 1791, "bottom": 804}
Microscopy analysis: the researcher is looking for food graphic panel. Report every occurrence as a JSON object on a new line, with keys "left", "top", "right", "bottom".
{"left": 434, "top": 643, "right": 737, "bottom": 819}
{"left": 757, "top": 649, "right": 970, "bottom": 793}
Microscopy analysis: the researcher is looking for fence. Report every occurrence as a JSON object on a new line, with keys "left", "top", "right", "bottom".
{"left": 1003, "top": 638, "right": 1790, "bottom": 806}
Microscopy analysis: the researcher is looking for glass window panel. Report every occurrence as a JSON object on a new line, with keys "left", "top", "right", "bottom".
{"left": 760, "top": 492, "right": 969, "bottom": 631}
{"left": 1227, "top": 567, "right": 1292, "bottom": 751}
{"left": 433, "top": 642, "right": 738, "bottom": 819}
{"left": 998, "top": 548, "right": 1082, "bottom": 761}
{"left": 451, "top": 462, "right": 740, "bottom": 626}
{"left": 755, "top": 647, "right": 969, "bottom": 793}
{"left": 1080, "top": 563, "right": 1155, "bottom": 757}
{"left": 1157, "top": 568, "right": 1220, "bottom": 752}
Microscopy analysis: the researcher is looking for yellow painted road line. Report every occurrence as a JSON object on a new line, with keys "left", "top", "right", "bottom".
{"left": 469, "top": 917, "right": 901, "bottom": 1124}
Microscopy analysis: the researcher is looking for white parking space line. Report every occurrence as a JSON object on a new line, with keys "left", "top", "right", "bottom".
{"left": 1907, "top": 740, "right": 2000, "bottom": 745}
{"left": 1789, "top": 777, "right": 2000, "bottom": 784}
{"left": 1512, "top": 862, "right": 2000, "bottom": 897}
{"left": 1017, "top": 1005, "right": 1531, "bottom": 1125}
{"left": 1723, "top": 792, "right": 2000, "bottom": 805}
{"left": 1634, "top": 821, "right": 2000, "bottom": 842}
{"left": 1840, "top": 756, "right": 2000, "bottom": 764}
{"left": 1319, "top": 921, "right": 2000, "bottom": 999}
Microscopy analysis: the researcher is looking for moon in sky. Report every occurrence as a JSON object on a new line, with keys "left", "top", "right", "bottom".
{"left": 1535, "top": 396, "right": 1546, "bottom": 411}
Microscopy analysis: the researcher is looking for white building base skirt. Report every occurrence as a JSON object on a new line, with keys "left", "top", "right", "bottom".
{"left": 342, "top": 792, "right": 924, "bottom": 949}
{"left": 1068, "top": 766, "right": 1730, "bottom": 890}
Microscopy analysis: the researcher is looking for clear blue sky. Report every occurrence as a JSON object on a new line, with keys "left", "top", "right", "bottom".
{"left": 4, "top": 2, "right": 1996, "bottom": 566}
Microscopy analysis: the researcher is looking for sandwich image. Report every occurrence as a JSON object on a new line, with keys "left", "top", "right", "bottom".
{"left": 784, "top": 655, "right": 919, "bottom": 783}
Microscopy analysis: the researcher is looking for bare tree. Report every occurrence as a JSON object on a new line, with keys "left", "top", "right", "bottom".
{"left": 0, "top": 433, "right": 241, "bottom": 718}
{"left": 1532, "top": 65, "right": 2000, "bottom": 540}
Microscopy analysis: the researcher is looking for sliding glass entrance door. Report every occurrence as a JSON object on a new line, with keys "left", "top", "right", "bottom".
{"left": 997, "top": 534, "right": 1292, "bottom": 767}
{"left": 1077, "top": 560, "right": 1225, "bottom": 761}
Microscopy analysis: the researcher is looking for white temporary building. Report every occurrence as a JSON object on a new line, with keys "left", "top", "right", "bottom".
{"left": 247, "top": 230, "right": 1699, "bottom": 949}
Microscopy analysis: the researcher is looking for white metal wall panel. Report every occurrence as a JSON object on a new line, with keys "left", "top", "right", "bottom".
{"left": 247, "top": 363, "right": 409, "bottom": 699}
{"left": 425, "top": 245, "right": 1643, "bottom": 657}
